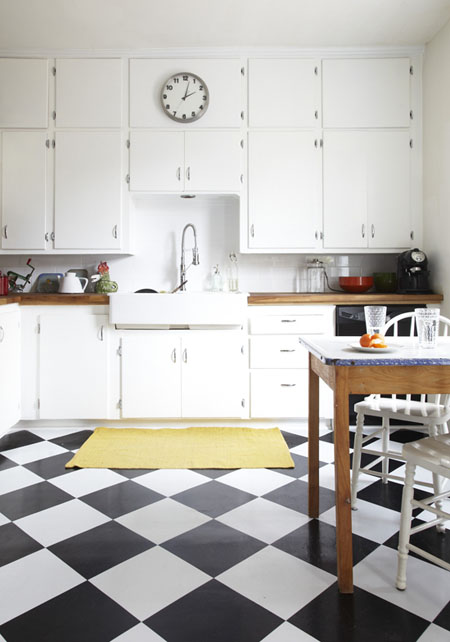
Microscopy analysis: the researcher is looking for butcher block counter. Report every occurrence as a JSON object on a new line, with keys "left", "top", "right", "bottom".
{"left": 0, "top": 292, "right": 444, "bottom": 306}
{"left": 247, "top": 292, "right": 444, "bottom": 305}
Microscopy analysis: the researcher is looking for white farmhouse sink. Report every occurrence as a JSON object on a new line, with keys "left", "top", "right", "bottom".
{"left": 109, "top": 291, "right": 248, "bottom": 328}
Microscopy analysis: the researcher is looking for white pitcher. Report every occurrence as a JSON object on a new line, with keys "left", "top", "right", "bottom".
{"left": 59, "top": 272, "right": 88, "bottom": 294}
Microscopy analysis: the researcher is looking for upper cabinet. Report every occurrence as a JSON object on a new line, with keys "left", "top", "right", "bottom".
{"left": 0, "top": 58, "right": 48, "bottom": 128}
{"left": 323, "top": 130, "right": 411, "bottom": 249}
{"left": 248, "top": 59, "right": 320, "bottom": 128}
{"left": 322, "top": 58, "right": 411, "bottom": 128}
{"left": 129, "top": 58, "right": 243, "bottom": 128}
{"left": 1, "top": 131, "right": 49, "bottom": 250}
{"left": 54, "top": 131, "right": 123, "bottom": 249}
{"left": 55, "top": 58, "right": 123, "bottom": 128}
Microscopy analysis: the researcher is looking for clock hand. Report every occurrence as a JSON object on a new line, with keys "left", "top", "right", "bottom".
{"left": 184, "top": 91, "right": 197, "bottom": 99}
{"left": 182, "top": 81, "right": 190, "bottom": 101}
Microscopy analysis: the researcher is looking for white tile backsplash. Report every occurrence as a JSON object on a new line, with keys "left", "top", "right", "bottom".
{"left": 0, "top": 197, "right": 397, "bottom": 294}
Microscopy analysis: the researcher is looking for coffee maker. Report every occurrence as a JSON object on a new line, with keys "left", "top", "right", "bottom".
{"left": 397, "top": 248, "right": 431, "bottom": 293}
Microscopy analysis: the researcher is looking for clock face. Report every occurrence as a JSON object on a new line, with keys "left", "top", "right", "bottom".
{"left": 161, "top": 72, "right": 209, "bottom": 123}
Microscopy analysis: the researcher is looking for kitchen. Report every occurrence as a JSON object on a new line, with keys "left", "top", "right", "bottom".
{"left": 0, "top": 1, "right": 450, "bottom": 640}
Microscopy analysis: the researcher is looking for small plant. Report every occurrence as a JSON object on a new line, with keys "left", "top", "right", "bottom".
{"left": 97, "top": 261, "right": 109, "bottom": 275}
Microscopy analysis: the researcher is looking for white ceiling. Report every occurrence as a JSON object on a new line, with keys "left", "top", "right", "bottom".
{"left": 0, "top": 0, "right": 450, "bottom": 51}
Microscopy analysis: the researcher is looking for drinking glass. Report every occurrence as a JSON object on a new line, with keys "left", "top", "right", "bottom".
{"left": 415, "top": 308, "right": 440, "bottom": 348}
{"left": 364, "top": 306, "right": 387, "bottom": 335}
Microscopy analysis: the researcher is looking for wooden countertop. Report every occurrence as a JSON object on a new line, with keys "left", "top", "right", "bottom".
{"left": 247, "top": 292, "right": 444, "bottom": 305}
{"left": 0, "top": 293, "right": 109, "bottom": 305}
{"left": 0, "top": 292, "right": 444, "bottom": 306}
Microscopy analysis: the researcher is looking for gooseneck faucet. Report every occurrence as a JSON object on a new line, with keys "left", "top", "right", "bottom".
{"left": 180, "top": 223, "right": 199, "bottom": 291}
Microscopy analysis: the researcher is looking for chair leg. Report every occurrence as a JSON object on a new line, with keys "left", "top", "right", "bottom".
{"left": 381, "top": 415, "right": 390, "bottom": 484}
{"left": 396, "top": 461, "right": 416, "bottom": 591}
{"left": 351, "top": 412, "right": 364, "bottom": 508}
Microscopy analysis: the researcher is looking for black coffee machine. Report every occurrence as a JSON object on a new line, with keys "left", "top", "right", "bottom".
{"left": 397, "top": 248, "right": 431, "bottom": 293}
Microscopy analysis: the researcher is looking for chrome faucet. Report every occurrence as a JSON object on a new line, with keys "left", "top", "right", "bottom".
{"left": 180, "top": 223, "right": 199, "bottom": 291}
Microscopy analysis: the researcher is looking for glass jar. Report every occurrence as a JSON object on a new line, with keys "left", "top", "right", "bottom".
{"left": 307, "top": 259, "right": 325, "bottom": 293}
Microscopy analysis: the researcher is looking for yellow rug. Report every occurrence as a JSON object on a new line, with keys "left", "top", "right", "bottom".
{"left": 65, "top": 426, "right": 294, "bottom": 469}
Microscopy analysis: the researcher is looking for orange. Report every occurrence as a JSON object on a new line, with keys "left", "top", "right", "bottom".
{"left": 370, "top": 333, "right": 384, "bottom": 341}
{"left": 360, "top": 333, "right": 372, "bottom": 347}
{"left": 373, "top": 343, "right": 388, "bottom": 348}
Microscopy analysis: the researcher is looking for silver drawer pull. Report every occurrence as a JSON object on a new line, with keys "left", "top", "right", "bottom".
{"left": 280, "top": 349, "right": 295, "bottom": 352}
{"left": 281, "top": 383, "right": 296, "bottom": 387}
{"left": 171, "top": 348, "right": 177, "bottom": 363}
{"left": 281, "top": 319, "right": 296, "bottom": 323}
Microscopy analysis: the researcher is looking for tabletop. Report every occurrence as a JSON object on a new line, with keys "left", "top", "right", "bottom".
{"left": 299, "top": 335, "right": 450, "bottom": 366}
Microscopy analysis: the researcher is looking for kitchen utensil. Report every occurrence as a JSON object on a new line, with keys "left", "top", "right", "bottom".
{"left": 307, "top": 259, "right": 325, "bottom": 292}
{"left": 0, "top": 272, "right": 9, "bottom": 295}
{"left": 59, "top": 272, "right": 88, "bottom": 294}
{"left": 36, "top": 273, "right": 63, "bottom": 293}
{"left": 397, "top": 248, "right": 431, "bottom": 293}
{"left": 415, "top": 308, "right": 439, "bottom": 348}
{"left": 67, "top": 268, "right": 89, "bottom": 280}
{"left": 7, "top": 258, "right": 35, "bottom": 292}
{"left": 364, "top": 305, "right": 387, "bottom": 335}
{"left": 171, "top": 281, "right": 188, "bottom": 294}
{"left": 339, "top": 276, "right": 373, "bottom": 293}
{"left": 135, "top": 288, "right": 158, "bottom": 293}
{"left": 373, "top": 272, "right": 397, "bottom": 293}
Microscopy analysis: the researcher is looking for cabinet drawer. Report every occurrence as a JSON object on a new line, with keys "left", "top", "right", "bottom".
{"left": 250, "top": 336, "right": 307, "bottom": 368}
{"left": 250, "top": 370, "right": 308, "bottom": 418}
{"left": 250, "top": 314, "right": 327, "bottom": 335}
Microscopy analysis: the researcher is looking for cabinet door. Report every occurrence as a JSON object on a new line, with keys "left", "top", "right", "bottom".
{"left": 130, "top": 59, "right": 242, "bottom": 128}
{"left": 0, "top": 58, "right": 48, "bottom": 128}
{"left": 129, "top": 131, "right": 184, "bottom": 191}
{"left": 55, "top": 58, "right": 122, "bottom": 128}
{"left": 250, "top": 370, "right": 308, "bottom": 418}
{"left": 185, "top": 131, "right": 242, "bottom": 192}
{"left": 0, "top": 308, "right": 20, "bottom": 431}
{"left": 323, "top": 131, "right": 367, "bottom": 249}
{"left": 54, "top": 131, "right": 122, "bottom": 249}
{"left": 322, "top": 58, "right": 411, "bottom": 128}
{"left": 367, "top": 131, "right": 411, "bottom": 248}
{"left": 121, "top": 334, "right": 181, "bottom": 418}
{"left": 249, "top": 59, "right": 320, "bottom": 128}
{"left": 181, "top": 333, "right": 246, "bottom": 418}
{"left": 248, "top": 131, "right": 321, "bottom": 249}
{"left": 39, "top": 314, "right": 110, "bottom": 419}
{"left": 1, "top": 132, "right": 48, "bottom": 249}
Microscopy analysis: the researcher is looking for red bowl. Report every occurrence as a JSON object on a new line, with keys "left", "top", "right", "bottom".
{"left": 339, "top": 276, "right": 374, "bottom": 293}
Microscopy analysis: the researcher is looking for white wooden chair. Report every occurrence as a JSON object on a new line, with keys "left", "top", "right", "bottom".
{"left": 396, "top": 433, "right": 450, "bottom": 590}
{"left": 351, "top": 312, "right": 450, "bottom": 507}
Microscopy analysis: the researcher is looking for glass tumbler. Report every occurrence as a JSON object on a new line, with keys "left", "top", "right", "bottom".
{"left": 415, "top": 308, "right": 440, "bottom": 348}
{"left": 364, "top": 306, "right": 387, "bottom": 336}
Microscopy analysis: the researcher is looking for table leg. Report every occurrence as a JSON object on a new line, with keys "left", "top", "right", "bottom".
{"left": 308, "top": 353, "right": 319, "bottom": 518}
{"left": 334, "top": 367, "right": 353, "bottom": 593}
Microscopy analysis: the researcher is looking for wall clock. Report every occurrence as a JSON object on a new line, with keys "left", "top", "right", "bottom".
{"left": 161, "top": 72, "right": 209, "bottom": 123}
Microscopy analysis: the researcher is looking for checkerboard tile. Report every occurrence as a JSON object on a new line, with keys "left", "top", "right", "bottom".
{"left": 0, "top": 424, "right": 448, "bottom": 642}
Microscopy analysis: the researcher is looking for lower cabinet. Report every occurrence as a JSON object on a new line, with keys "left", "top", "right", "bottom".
{"left": 120, "top": 331, "right": 248, "bottom": 418}
{"left": 39, "top": 313, "right": 111, "bottom": 419}
{"left": 248, "top": 305, "right": 334, "bottom": 419}
{"left": 0, "top": 306, "right": 20, "bottom": 431}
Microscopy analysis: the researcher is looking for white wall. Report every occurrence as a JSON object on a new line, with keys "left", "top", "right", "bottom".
{"left": 0, "top": 195, "right": 396, "bottom": 294}
{"left": 423, "top": 18, "right": 450, "bottom": 316}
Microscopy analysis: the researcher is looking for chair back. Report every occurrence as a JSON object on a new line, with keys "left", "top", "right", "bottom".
{"left": 381, "top": 311, "right": 450, "bottom": 407}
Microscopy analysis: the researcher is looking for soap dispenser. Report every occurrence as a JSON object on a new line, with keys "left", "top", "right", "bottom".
{"left": 211, "top": 265, "right": 224, "bottom": 292}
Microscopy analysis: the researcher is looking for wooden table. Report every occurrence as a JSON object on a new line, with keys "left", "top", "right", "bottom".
{"left": 299, "top": 335, "right": 450, "bottom": 594}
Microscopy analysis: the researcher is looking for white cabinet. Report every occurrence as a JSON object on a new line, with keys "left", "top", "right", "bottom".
{"left": 121, "top": 331, "right": 247, "bottom": 418}
{"left": 130, "top": 58, "right": 243, "bottom": 128}
{"left": 0, "top": 306, "right": 20, "bottom": 431}
{"left": 122, "top": 334, "right": 181, "bottom": 418}
{"left": 0, "top": 58, "right": 48, "bottom": 128}
{"left": 323, "top": 130, "right": 411, "bottom": 249}
{"left": 39, "top": 313, "right": 110, "bottom": 419}
{"left": 54, "top": 131, "right": 123, "bottom": 249}
{"left": 249, "top": 59, "right": 320, "bottom": 128}
{"left": 248, "top": 131, "right": 322, "bottom": 249}
{"left": 55, "top": 58, "right": 123, "bottom": 128}
{"left": 322, "top": 58, "right": 411, "bottom": 128}
{"left": 249, "top": 306, "right": 334, "bottom": 419}
{"left": 1, "top": 131, "right": 49, "bottom": 250}
{"left": 130, "top": 130, "right": 242, "bottom": 193}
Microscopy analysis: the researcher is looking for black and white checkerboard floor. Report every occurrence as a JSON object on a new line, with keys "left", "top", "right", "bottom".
{"left": 0, "top": 423, "right": 449, "bottom": 642}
